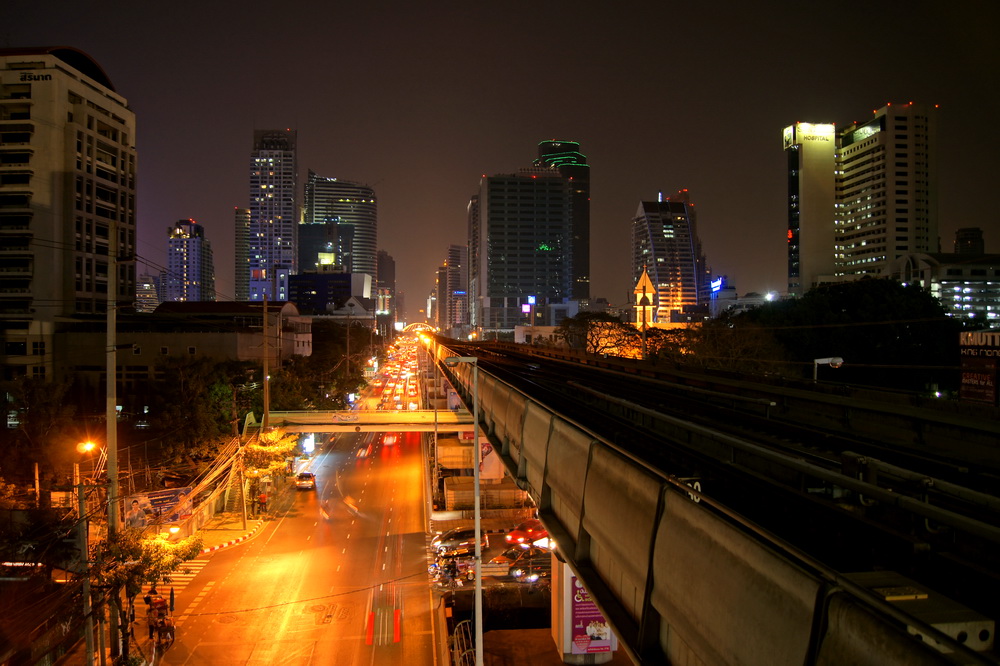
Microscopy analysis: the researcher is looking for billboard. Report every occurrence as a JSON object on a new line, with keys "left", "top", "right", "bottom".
{"left": 960, "top": 331, "right": 998, "bottom": 406}
{"left": 123, "top": 487, "right": 193, "bottom": 529}
{"left": 563, "top": 571, "right": 617, "bottom": 655}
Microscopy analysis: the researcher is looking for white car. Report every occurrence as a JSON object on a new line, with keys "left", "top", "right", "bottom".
{"left": 295, "top": 472, "right": 316, "bottom": 490}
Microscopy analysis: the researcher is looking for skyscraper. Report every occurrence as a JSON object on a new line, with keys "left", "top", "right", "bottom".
{"left": 247, "top": 129, "right": 297, "bottom": 301}
{"left": 0, "top": 47, "right": 136, "bottom": 379}
{"left": 784, "top": 103, "right": 940, "bottom": 295}
{"left": 434, "top": 244, "right": 468, "bottom": 334}
{"left": 836, "top": 102, "right": 939, "bottom": 275}
{"left": 836, "top": 103, "right": 939, "bottom": 276}
{"left": 536, "top": 141, "right": 590, "bottom": 300}
{"left": 234, "top": 206, "right": 250, "bottom": 301}
{"left": 300, "top": 171, "right": 377, "bottom": 279}
{"left": 376, "top": 249, "right": 396, "bottom": 335}
{"left": 631, "top": 190, "right": 711, "bottom": 322}
{"left": 782, "top": 122, "right": 837, "bottom": 297}
{"left": 162, "top": 219, "right": 215, "bottom": 302}
{"left": 470, "top": 141, "right": 588, "bottom": 332}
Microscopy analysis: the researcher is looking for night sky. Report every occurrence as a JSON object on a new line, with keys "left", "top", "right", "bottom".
{"left": 4, "top": 1, "right": 998, "bottom": 321}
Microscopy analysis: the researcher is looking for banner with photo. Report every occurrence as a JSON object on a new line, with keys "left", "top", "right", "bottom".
{"left": 123, "top": 487, "right": 193, "bottom": 529}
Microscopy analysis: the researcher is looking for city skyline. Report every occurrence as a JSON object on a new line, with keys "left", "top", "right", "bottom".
{"left": 3, "top": 2, "right": 997, "bottom": 322}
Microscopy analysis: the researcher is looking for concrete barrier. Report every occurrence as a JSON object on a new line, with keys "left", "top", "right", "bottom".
{"left": 815, "top": 593, "right": 951, "bottom": 666}
{"left": 542, "top": 420, "right": 592, "bottom": 551}
{"left": 582, "top": 445, "right": 661, "bottom": 622}
{"left": 652, "top": 489, "right": 820, "bottom": 665}
{"left": 521, "top": 401, "right": 553, "bottom": 501}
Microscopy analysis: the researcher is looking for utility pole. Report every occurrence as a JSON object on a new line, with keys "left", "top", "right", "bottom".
{"left": 262, "top": 295, "right": 270, "bottom": 430}
{"left": 75, "top": 463, "right": 95, "bottom": 666}
{"left": 106, "top": 221, "right": 121, "bottom": 660}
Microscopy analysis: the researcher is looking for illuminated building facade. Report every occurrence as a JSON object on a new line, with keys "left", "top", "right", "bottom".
{"left": 376, "top": 249, "right": 396, "bottom": 335}
{"left": 135, "top": 274, "right": 160, "bottom": 313}
{"left": 0, "top": 47, "right": 136, "bottom": 380}
{"left": 783, "top": 103, "right": 939, "bottom": 295}
{"left": 889, "top": 229, "right": 999, "bottom": 329}
{"left": 836, "top": 103, "right": 939, "bottom": 277}
{"left": 234, "top": 206, "right": 250, "bottom": 301}
{"left": 163, "top": 219, "right": 215, "bottom": 302}
{"left": 470, "top": 141, "right": 587, "bottom": 331}
{"left": 434, "top": 244, "right": 468, "bottom": 334}
{"left": 631, "top": 190, "right": 711, "bottom": 322}
{"left": 783, "top": 122, "right": 837, "bottom": 297}
{"left": 247, "top": 129, "right": 297, "bottom": 301}
{"left": 299, "top": 170, "right": 377, "bottom": 279}
{"left": 536, "top": 141, "right": 590, "bottom": 300}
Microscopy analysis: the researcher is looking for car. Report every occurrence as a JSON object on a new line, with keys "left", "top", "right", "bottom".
{"left": 509, "top": 556, "right": 552, "bottom": 583}
{"left": 505, "top": 518, "right": 548, "bottom": 545}
{"left": 489, "top": 545, "right": 548, "bottom": 565}
{"left": 295, "top": 472, "right": 316, "bottom": 490}
{"left": 431, "top": 528, "right": 489, "bottom": 557}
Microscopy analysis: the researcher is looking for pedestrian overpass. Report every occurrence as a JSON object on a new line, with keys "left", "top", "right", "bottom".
{"left": 244, "top": 409, "right": 474, "bottom": 433}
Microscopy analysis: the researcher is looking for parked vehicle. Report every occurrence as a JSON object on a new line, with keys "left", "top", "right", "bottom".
{"left": 510, "top": 556, "right": 552, "bottom": 583}
{"left": 489, "top": 545, "right": 548, "bottom": 565}
{"left": 431, "top": 528, "right": 489, "bottom": 557}
{"left": 505, "top": 518, "right": 548, "bottom": 545}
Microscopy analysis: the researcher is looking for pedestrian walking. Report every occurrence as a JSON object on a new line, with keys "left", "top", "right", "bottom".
{"left": 258, "top": 492, "right": 268, "bottom": 513}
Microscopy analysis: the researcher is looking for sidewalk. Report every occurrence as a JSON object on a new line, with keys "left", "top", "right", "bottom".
{"left": 196, "top": 513, "right": 265, "bottom": 552}
{"left": 55, "top": 481, "right": 296, "bottom": 665}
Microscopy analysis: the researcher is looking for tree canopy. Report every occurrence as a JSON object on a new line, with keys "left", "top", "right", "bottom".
{"left": 728, "top": 278, "right": 962, "bottom": 389}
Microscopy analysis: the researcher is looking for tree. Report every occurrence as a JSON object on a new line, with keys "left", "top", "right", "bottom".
{"left": 92, "top": 528, "right": 203, "bottom": 664}
{"left": 688, "top": 317, "right": 796, "bottom": 376}
{"left": 554, "top": 312, "right": 635, "bottom": 354}
{"left": 731, "top": 278, "right": 962, "bottom": 389}
{"left": 243, "top": 428, "right": 298, "bottom": 477}
{"left": 0, "top": 375, "right": 78, "bottom": 485}
{"left": 146, "top": 358, "right": 256, "bottom": 462}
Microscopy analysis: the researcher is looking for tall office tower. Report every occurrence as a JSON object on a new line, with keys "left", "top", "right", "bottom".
{"left": 954, "top": 228, "right": 985, "bottom": 255}
{"left": 234, "top": 207, "right": 250, "bottom": 301}
{"left": 535, "top": 141, "right": 590, "bottom": 300}
{"left": 782, "top": 122, "right": 837, "bottom": 297}
{"left": 376, "top": 249, "right": 396, "bottom": 335}
{"left": 466, "top": 195, "right": 481, "bottom": 328}
{"left": 434, "top": 244, "right": 468, "bottom": 334}
{"left": 162, "top": 219, "right": 215, "bottom": 302}
{"left": 470, "top": 142, "right": 584, "bottom": 331}
{"left": 0, "top": 47, "right": 136, "bottom": 380}
{"left": 631, "top": 190, "right": 711, "bottom": 322}
{"left": 836, "top": 103, "right": 939, "bottom": 276}
{"left": 248, "top": 129, "right": 297, "bottom": 301}
{"left": 300, "top": 171, "right": 378, "bottom": 279}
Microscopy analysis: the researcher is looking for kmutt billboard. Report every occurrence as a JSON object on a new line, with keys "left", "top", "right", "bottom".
{"left": 960, "top": 331, "right": 998, "bottom": 406}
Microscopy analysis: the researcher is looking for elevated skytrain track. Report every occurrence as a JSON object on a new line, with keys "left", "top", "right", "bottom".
{"left": 436, "top": 339, "right": 999, "bottom": 664}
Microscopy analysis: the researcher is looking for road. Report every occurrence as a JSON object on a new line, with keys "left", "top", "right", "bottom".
{"left": 156, "top": 430, "right": 440, "bottom": 665}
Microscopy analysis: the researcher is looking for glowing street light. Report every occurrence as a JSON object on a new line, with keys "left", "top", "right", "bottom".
{"left": 813, "top": 356, "right": 844, "bottom": 382}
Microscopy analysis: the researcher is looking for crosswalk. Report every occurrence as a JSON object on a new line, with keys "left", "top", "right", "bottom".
{"left": 140, "top": 557, "right": 210, "bottom": 598}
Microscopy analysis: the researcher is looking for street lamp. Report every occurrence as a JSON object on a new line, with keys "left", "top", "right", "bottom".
{"left": 443, "top": 355, "right": 482, "bottom": 666}
{"left": 74, "top": 441, "right": 98, "bottom": 666}
{"left": 813, "top": 356, "right": 844, "bottom": 382}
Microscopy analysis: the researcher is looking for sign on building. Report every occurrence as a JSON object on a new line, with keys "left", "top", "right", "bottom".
{"left": 960, "top": 331, "right": 998, "bottom": 406}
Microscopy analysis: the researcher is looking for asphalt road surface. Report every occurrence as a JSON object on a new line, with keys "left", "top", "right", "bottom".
{"left": 156, "top": 430, "right": 440, "bottom": 665}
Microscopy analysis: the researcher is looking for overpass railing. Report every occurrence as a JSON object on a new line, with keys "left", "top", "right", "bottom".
{"left": 431, "top": 341, "right": 988, "bottom": 666}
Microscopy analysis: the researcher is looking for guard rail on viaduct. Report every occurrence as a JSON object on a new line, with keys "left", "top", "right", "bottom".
{"left": 430, "top": 341, "right": 989, "bottom": 666}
